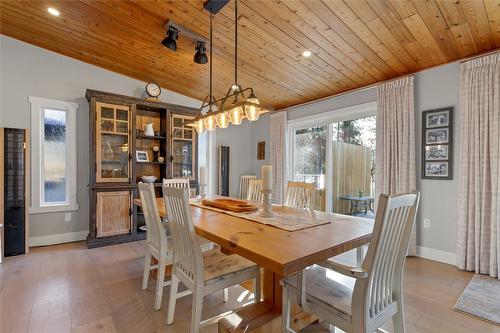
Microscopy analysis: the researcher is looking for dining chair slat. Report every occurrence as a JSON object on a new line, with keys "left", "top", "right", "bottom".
{"left": 283, "top": 181, "right": 315, "bottom": 211}
{"left": 247, "top": 179, "right": 264, "bottom": 203}
{"left": 239, "top": 174, "right": 256, "bottom": 199}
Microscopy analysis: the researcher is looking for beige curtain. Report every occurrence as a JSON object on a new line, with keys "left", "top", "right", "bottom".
{"left": 270, "top": 111, "right": 287, "bottom": 204}
{"left": 457, "top": 53, "right": 500, "bottom": 278}
{"left": 376, "top": 76, "right": 417, "bottom": 255}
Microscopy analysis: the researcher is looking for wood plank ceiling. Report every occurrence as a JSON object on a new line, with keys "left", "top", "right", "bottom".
{"left": 1, "top": 0, "right": 499, "bottom": 109}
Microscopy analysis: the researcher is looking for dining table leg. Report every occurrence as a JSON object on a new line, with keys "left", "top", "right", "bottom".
{"left": 219, "top": 268, "right": 318, "bottom": 332}
{"left": 263, "top": 268, "right": 282, "bottom": 308}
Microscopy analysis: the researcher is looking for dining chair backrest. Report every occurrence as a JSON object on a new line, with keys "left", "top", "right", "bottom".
{"left": 247, "top": 179, "right": 264, "bottom": 203}
{"left": 163, "top": 178, "right": 191, "bottom": 193}
{"left": 162, "top": 186, "right": 204, "bottom": 286}
{"left": 239, "top": 175, "right": 257, "bottom": 199}
{"left": 283, "top": 181, "right": 315, "bottom": 210}
{"left": 138, "top": 183, "right": 168, "bottom": 257}
{"left": 353, "top": 192, "right": 420, "bottom": 321}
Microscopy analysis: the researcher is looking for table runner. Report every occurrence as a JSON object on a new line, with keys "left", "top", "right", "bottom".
{"left": 190, "top": 202, "right": 330, "bottom": 232}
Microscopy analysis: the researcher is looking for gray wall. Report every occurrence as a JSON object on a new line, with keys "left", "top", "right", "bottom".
{"left": 414, "top": 63, "right": 460, "bottom": 254}
{"left": 214, "top": 121, "right": 253, "bottom": 197}
{"left": 0, "top": 36, "right": 201, "bottom": 240}
{"left": 286, "top": 88, "right": 377, "bottom": 120}
{"left": 214, "top": 113, "right": 271, "bottom": 197}
{"left": 250, "top": 114, "right": 270, "bottom": 178}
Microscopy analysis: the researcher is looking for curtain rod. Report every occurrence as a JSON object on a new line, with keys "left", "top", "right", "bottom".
{"left": 279, "top": 48, "right": 500, "bottom": 112}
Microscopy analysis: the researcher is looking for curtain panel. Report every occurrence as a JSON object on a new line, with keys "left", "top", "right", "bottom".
{"left": 376, "top": 76, "right": 417, "bottom": 255}
{"left": 457, "top": 53, "right": 500, "bottom": 278}
{"left": 270, "top": 111, "right": 287, "bottom": 204}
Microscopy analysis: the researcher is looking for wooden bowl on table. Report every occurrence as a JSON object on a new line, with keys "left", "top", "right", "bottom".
{"left": 201, "top": 198, "right": 258, "bottom": 213}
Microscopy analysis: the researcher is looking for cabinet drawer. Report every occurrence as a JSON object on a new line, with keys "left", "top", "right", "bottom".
{"left": 96, "top": 191, "right": 131, "bottom": 237}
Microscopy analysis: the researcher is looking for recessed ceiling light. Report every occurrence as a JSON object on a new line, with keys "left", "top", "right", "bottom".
{"left": 302, "top": 50, "right": 312, "bottom": 58}
{"left": 47, "top": 7, "right": 60, "bottom": 16}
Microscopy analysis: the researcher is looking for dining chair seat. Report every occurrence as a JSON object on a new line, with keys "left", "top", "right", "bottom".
{"left": 282, "top": 265, "right": 354, "bottom": 322}
{"left": 203, "top": 249, "right": 259, "bottom": 283}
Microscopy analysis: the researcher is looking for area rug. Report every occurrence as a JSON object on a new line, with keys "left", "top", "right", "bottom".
{"left": 454, "top": 274, "right": 500, "bottom": 325}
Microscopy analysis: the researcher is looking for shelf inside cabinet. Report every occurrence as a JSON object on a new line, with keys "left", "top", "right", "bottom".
{"left": 136, "top": 135, "right": 166, "bottom": 140}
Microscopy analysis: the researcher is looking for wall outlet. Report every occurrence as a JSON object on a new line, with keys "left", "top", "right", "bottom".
{"left": 64, "top": 213, "right": 72, "bottom": 223}
{"left": 423, "top": 218, "right": 431, "bottom": 229}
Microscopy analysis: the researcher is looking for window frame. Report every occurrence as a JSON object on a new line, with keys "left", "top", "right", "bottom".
{"left": 287, "top": 101, "right": 377, "bottom": 212}
{"left": 29, "top": 96, "right": 79, "bottom": 213}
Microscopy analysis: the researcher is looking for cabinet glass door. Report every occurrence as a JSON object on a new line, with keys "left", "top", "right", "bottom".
{"left": 170, "top": 114, "right": 196, "bottom": 179}
{"left": 96, "top": 102, "right": 130, "bottom": 182}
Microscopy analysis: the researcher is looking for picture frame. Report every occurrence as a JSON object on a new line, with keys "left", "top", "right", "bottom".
{"left": 426, "top": 128, "right": 449, "bottom": 144}
{"left": 425, "top": 145, "right": 448, "bottom": 160}
{"left": 426, "top": 109, "right": 450, "bottom": 128}
{"left": 425, "top": 162, "right": 449, "bottom": 178}
{"left": 421, "top": 107, "right": 453, "bottom": 180}
{"left": 257, "top": 141, "right": 265, "bottom": 160}
{"left": 136, "top": 150, "right": 149, "bottom": 162}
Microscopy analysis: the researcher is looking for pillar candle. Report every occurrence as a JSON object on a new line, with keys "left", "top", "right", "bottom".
{"left": 199, "top": 166, "right": 207, "bottom": 186}
{"left": 262, "top": 165, "right": 273, "bottom": 191}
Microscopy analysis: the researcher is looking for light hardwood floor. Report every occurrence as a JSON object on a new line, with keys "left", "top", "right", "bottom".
{"left": 0, "top": 241, "right": 498, "bottom": 333}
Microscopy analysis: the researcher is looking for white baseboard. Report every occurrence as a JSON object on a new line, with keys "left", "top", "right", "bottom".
{"left": 29, "top": 230, "right": 88, "bottom": 247}
{"left": 416, "top": 246, "right": 456, "bottom": 266}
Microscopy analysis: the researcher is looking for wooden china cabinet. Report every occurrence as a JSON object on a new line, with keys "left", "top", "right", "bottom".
{"left": 86, "top": 89, "right": 199, "bottom": 248}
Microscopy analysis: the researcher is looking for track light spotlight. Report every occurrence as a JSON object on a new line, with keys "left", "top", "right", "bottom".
{"left": 161, "top": 26, "right": 179, "bottom": 51}
{"left": 193, "top": 41, "right": 208, "bottom": 64}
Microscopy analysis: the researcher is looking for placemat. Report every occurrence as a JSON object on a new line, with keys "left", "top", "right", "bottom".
{"left": 190, "top": 202, "right": 330, "bottom": 231}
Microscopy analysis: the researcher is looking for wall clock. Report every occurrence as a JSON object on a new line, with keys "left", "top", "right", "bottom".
{"left": 145, "top": 81, "right": 161, "bottom": 100}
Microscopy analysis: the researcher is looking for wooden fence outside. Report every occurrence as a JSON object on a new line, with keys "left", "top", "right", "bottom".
{"left": 332, "top": 141, "right": 372, "bottom": 214}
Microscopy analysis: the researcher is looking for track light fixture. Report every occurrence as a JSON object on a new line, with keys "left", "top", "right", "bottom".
{"left": 193, "top": 41, "right": 208, "bottom": 64}
{"left": 161, "top": 26, "right": 179, "bottom": 51}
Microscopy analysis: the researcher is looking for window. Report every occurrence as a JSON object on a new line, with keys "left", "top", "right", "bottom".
{"left": 29, "top": 96, "right": 79, "bottom": 213}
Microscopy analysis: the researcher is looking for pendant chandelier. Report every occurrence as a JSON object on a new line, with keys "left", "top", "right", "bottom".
{"left": 186, "top": 0, "right": 271, "bottom": 133}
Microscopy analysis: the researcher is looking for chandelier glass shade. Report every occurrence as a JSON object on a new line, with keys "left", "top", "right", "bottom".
{"left": 244, "top": 93, "right": 260, "bottom": 121}
{"left": 193, "top": 119, "right": 205, "bottom": 134}
{"left": 203, "top": 114, "right": 217, "bottom": 131}
{"left": 228, "top": 107, "right": 243, "bottom": 125}
{"left": 215, "top": 111, "right": 230, "bottom": 128}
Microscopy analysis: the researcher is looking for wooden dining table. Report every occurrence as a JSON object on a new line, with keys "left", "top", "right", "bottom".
{"left": 134, "top": 196, "right": 373, "bottom": 332}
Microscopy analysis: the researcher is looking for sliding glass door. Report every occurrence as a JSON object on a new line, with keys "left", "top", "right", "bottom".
{"left": 291, "top": 126, "right": 327, "bottom": 211}
{"left": 288, "top": 103, "right": 376, "bottom": 217}
{"left": 331, "top": 116, "right": 376, "bottom": 217}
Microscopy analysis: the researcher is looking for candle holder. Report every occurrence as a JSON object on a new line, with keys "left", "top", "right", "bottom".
{"left": 199, "top": 184, "right": 208, "bottom": 199}
{"left": 260, "top": 189, "right": 274, "bottom": 218}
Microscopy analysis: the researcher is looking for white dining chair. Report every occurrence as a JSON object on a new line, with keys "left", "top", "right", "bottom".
{"left": 281, "top": 192, "right": 420, "bottom": 333}
{"left": 283, "top": 181, "right": 315, "bottom": 211}
{"left": 163, "top": 186, "right": 261, "bottom": 333}
{"left": 138, "top": 182, "right": 174, "bottom": 311}
{"left": 246, "top": 179, "right": 264, "bottom": 203}
{"left": 239, "top": 174, "right": 256, "bottom": 199}
{"left": 163, "top": 177, "right": 193, "bottom": 196}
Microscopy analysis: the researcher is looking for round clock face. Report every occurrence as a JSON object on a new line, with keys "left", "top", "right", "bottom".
{"left": 146, "top": 82, "right": 161, "bottom": 97}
